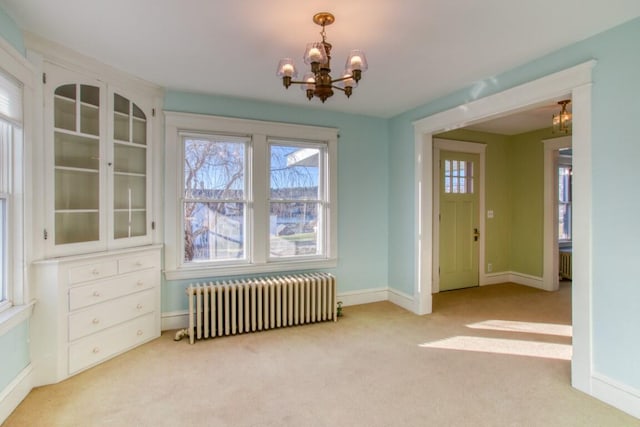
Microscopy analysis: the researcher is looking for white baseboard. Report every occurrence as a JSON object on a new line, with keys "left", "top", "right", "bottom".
{"left": 0, "top": 364, "right": 33, "bottom": 425}
{"left": 592, "top": 372, "right": 640, "bottom": 419}
{"left": 508, "top": 272, "right": 545, "bottom": 290}
{"left": 161, "top": 310, "right": 189, "bottom": 331}
{"left": 481, "top": 272, "right": 512, "bottom": 286}
{"left": 481, "top": 271, "right": 545, "bottom": 290}
{"left": 161, "top": 286, "right": 415, "bottom": 331}
{"left": 388, "top": 288, "right": 415, "bottom": 312}
{"left": 338, "top": 287, "right": 389, "bottom": 307}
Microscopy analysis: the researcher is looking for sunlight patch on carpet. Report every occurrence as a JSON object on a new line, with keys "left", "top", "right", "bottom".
{"left": 466, "top": 320, "right": 572, "bottom": 337}
{"left": 419, "top": 336, "right": 572, "bottom": 360}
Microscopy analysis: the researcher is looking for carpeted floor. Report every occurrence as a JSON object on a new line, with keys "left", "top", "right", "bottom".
{"left": 4, "top": 282, "right": 639, "bottom": 426}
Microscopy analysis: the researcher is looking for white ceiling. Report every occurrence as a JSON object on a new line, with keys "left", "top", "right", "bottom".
{"left": 465, "top": 97, "right": 573, "bottom": 135}
{"left": 2, "top": 0, "right": 639, "bottom": 123}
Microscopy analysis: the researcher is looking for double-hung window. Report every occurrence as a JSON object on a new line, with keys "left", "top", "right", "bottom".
{"left": 165, "top": 113, "right": 337, "bottom": 279}
{"left": 0, "top": 67, "right": 25, "bottom": 313}
{"left": 269, "top": 140, "right": 325, "bottom": 259}
{"left": 182, "top": 134, "right": 249, "bottom": 264}
{"left": 558, "top": 153, "right": 572, "bottom": 242}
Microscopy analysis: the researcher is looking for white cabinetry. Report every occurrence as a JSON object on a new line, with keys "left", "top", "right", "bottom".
{"left": 32, "top": 245, "right": 162, "bottom": 384}
{"left": 43, "top": 61, "right": 157, "bottom": 257}
{"left": 27, "top": 39, "right": 164, "bottom": 385}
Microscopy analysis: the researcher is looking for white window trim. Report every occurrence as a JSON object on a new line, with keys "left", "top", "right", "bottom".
{"left": 0, "top": 36, "right": 34, "bottom": 325}
{"left": 164, "top": 112, "right": 338, "bottom": 280}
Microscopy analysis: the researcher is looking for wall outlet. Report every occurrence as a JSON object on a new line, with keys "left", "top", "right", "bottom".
{"left": 487, "top": 263, "right": 493, "bottom": 272}
{"left": 487, "top": 210, "right": 494, "bottom": 219}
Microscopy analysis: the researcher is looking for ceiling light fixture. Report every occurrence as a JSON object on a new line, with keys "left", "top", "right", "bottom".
{"left": 276, "top": 12, "right": 368, "bottom": 103}
{"left": 552, "top": 99, "right": 572, "bottom": 134}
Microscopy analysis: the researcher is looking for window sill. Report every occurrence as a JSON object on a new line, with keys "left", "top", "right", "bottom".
{"left": 164, "top": 258, "right": 337, "bottom": 281}
{"left": 0, "top": 301, "right": 35, "bottom": 337}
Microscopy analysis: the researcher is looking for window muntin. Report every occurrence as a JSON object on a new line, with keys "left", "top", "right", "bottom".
{"left": 182, "top": 134, "right": 248, "bottom": 263}
{"left": 269, "top": 142, "right": 325, "bottom": 259}
{"left": 444, "top": 159, "right": 474, "bottom": 194}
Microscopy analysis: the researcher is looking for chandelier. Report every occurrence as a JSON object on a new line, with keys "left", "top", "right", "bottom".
{"left": 552, "top": 99, "right": 572, "bottom": 134}
{"left": 276, "top": 12, "right": 368, "bottom": 103}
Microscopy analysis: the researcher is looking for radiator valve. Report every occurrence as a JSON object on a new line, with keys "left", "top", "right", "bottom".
{"left": 174, "top": 328, "right": 189, "bottom": 341}
{"left": 337, "top": 301, "right": 343, "bottom": 317}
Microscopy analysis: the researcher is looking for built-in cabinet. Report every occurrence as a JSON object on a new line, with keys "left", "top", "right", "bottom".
{"left": 28, "top": 40, "right": 164, "bottom": 384}
{"left": 32, "top": 246, "right": 162, "bottom": 384}
{"left": 45, "top": 62, "right": 154, "bottom": 256}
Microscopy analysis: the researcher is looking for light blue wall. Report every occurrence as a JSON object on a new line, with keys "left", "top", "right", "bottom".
{"left": 388, "top": 17, "right": 640, "bottom": 391}
{"left": 162, "top": 92, "right": 390, "bottom": 312}
{"left": 0, "top": 6, "right": 24, "bottom": 54}
{"left": 0, "top": 4, "right": 30, "bottom": 398}
{"left": 0, "top": 320, "right": 30, "bottom": 391}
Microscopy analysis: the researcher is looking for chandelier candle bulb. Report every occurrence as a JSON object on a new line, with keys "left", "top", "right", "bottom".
{"left": 308, "top": 47, "right": 322, "bottom": 63}
{"left": 282, "top": 63, "right": 294, "bottom": 76}
{"left": 350, "top": 56, "right": 362, "bottom": 69}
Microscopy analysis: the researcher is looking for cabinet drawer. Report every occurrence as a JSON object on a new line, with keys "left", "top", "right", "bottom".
{"left": 68, "top": 312, "right": 156, "bottom": 374}
{"left": 69, "top": 269, "right": 158, "bottom": 311}
{"left": 68, "top": 289, "right": 155, "bottom": 341}
{"left": 68, "top": 261, "right": 118, "bottom": 285}
{"left": 118, "top": 253, "right": 157, "bottom": 274}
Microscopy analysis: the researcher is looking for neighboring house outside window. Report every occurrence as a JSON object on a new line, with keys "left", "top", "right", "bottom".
{"left": 164, "top": 113, "right": 338, "bottom": 280}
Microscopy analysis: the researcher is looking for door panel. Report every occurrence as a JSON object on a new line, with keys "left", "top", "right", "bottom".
{"left": 439, "top": 151, "right": 479, "bottom": 291}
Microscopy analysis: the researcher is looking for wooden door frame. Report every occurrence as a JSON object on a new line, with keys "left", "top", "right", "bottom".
{"left": 432, "top": 139, "right": 486, "bottom": 293}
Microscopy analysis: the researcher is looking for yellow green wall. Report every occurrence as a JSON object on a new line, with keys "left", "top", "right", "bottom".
{"left": 437, "top": 127, "right": 559, "bottom": 278}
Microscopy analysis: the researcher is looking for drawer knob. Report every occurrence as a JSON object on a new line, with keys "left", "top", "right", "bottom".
{"left": 136, "top": 304, "right": 143, "bottom": 310}
{"left": 92, "top": 269, "right": 100, "bottom": 275}
{"left": 93, "top": 291, "right": 101, "bottom": 297}
{"left": 136, "top": 280, "right": 144, "bottom": 286}
{"left": 135, "top": 261, "right": 143, "bottom": 267}
{"left": 92, "top": 347, "right": 100, "bottom": 354}
{"left": 137, "top": 330, "right": 144, "bottom": 336}
{"left": 92, "top": 318, "right": 100, "bottom": 324}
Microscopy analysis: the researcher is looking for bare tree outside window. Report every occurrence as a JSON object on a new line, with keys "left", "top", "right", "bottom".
{"left": 183, "top": 137, "right": 327, "bottom": 263}
{"left": 269, "top": 143, "right": 323, "bottom": 258}
{"left": 183, "top": 137, "right": 246, "bottom": 262}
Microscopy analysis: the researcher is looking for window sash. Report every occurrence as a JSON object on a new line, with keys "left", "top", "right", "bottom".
{"left": 181, "top": 133, "right": 250, "bottom": 265}
{"left": 268, "top": 139, "right": 327, "bottom": 260}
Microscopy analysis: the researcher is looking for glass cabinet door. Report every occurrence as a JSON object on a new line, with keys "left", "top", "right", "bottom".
{"left": 112, "top": 93, "right": 147, "bottom": 239}
{"left": 53, "top": 83, "right": 101, "bottom": 245}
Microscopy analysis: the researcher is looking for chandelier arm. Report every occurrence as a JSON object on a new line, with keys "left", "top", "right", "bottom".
{"left": 284, "top": 80, "right": 309, "bottom": 86}
{"left": 331, "top": 86, "right": 346, "bottom": 92}
{"left": 330, "top": 75, "right": 355, "bottom": 84}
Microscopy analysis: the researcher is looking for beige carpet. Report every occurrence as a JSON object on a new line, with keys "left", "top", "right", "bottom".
{"left": 4, "top": 282, "right": 639, "bottom": 427}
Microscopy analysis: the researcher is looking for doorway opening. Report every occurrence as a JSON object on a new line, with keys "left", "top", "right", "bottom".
{"left": 413, "top": 60, "right": 594, "bottom": 393}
